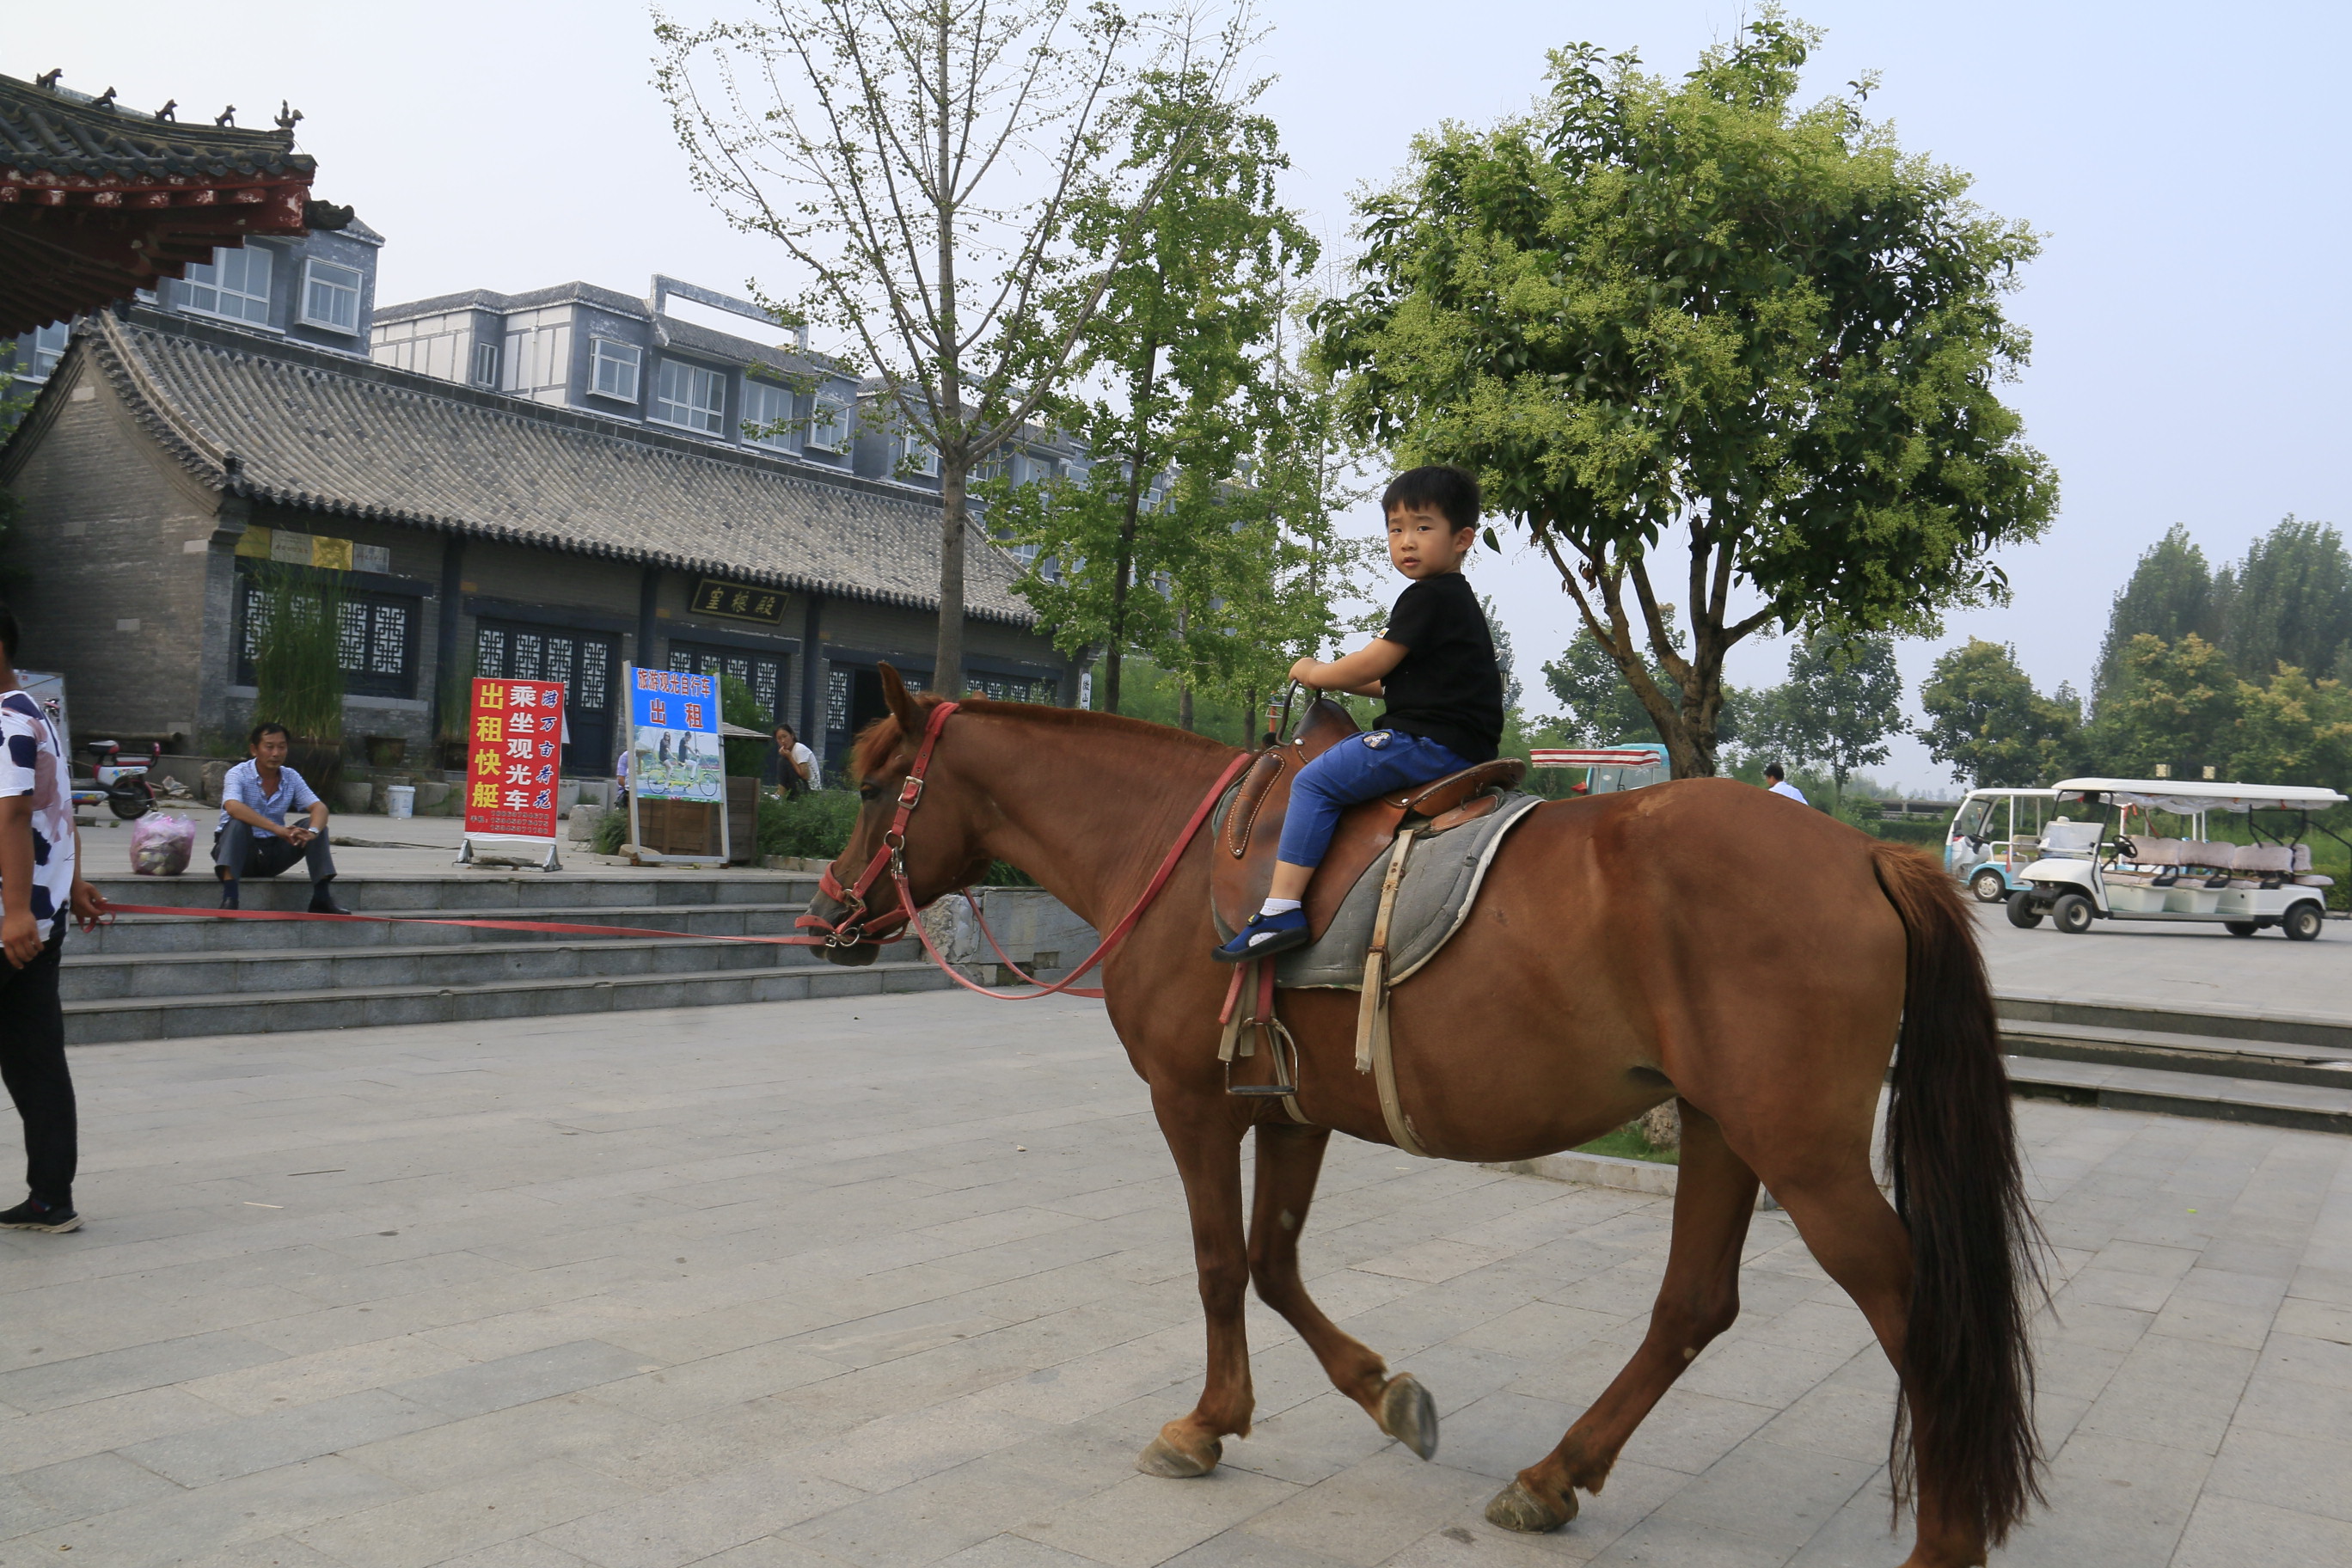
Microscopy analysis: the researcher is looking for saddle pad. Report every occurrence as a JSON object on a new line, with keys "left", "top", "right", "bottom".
{"left": 1253, "top": 791, "right": 1544, "bottom": 991}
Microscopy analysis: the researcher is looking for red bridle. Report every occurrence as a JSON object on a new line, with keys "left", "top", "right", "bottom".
{"left": 799, "top": 698, "right": 962, "bottom": 948}
{"left": 795, "top": 701, "right": 1254, "bottom": 1001}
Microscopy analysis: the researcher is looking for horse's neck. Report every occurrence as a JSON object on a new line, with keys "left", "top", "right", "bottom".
{"left": 964, "top": 715, "right": 1233, "bottom": 932}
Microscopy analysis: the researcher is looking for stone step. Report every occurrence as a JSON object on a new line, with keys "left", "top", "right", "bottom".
{"left": 1994, "top": 992, "right": 2352, "bottom": 1054}
{"left": 88, "top": 870, "right": 818, "bottom": 913}
{"left": 78, "top": 902, "right": 812, "bottom": 956}
{"left": 2006, "top": 1054, "right": 2352, "bottom": 1136}
{"left": 2000, "top": 1019, "right": 2352, "bottom": 1090}
{"left": 63, "top": 959, "right": 959, "bottom": 1045}
{"left": 58, "top": 933, "right": 838, "bottom": 1003}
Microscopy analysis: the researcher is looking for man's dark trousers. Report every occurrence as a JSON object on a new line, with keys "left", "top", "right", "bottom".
{"left": 214, "top": 820, "right": 337, "bottom": 897}
{"left": 0, "top": 934, "right": 73, "bottom": 1210}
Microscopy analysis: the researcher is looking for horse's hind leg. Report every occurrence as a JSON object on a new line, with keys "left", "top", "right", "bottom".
{"left": 1246, "top": 1122, "right": 1438, "bottom": 1457}
{"left": 1487, "top": 1101, "right": 1759, "bottom": 1531}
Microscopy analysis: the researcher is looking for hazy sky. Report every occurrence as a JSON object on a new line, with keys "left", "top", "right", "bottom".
{"left": 15, "top": 2, "right": 2348, "bottom": 789}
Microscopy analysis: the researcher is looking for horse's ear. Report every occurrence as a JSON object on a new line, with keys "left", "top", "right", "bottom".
{"left": 878, "top": 663, "right": 923, "bottom": 738}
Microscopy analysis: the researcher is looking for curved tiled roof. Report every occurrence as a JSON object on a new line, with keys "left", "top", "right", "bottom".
{"left": 0, "top": 74, "right": 311, "bottom": 181}
{"left": 78, "top": 313, "right": 1036, "bottom": 625}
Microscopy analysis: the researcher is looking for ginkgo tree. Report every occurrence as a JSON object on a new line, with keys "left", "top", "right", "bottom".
{"left": 1314, "top": 9, "right": 2058, "bottom": 776}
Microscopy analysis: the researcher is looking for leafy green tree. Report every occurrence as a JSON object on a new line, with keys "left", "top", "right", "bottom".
{"left": 1481, "top": 594, "right": 1522, "bottom": 713}
{"left": 2226, "top": 665, "right": 2352, "bottom": 787}
{"left": 1748, "top": 632, "right": 1905, "bottom": 811}
{"left": 2218, "top": 516, "right": 2352, "bottom": 685}
{"left": 658, "top": 0, "right": 1250, "bottom": 696}
{"left": 1919, "top": 637, "right": 2080, "bottom": 787}
{"left": 1000, "top": 67, "right": 1317, "bottom": 713}
{"left": 1314, "top": 10, "right": 2057, "bottom": 777}
{"left": 2083, "top": 634, "right": 2241, "bottom": 779}
{"left": 1542, "top": 628, "right": 1675, "bottom": 747}
{"left": 2093, "top": 525, "right": 2219, "bottom": 704}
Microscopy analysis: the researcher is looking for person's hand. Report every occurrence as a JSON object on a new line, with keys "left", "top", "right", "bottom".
{"left": 1288, "top": 657, "right": 1323, "bottom": 685}
{"left": 283, "top": 824, "right": 314, "bottom": 847}
{"left": 70, "top": 877, "right": 109, "bottom": 934}
{"left": 2, "top": 908, "right": 40, "bottom": 969}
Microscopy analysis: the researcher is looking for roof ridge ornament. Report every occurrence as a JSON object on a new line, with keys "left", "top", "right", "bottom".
{"left": 156, "top": 99, "right": 176, "bottom": 123}
{"left": 275, "top": 101, "right": 302, "bottom": 134}
{"left": 36, "top": 69, "right": 62, "bottom": 91}
{"left": 216, "top": 105, "right": 235, "bottom": 127}
{"left": 93, "top": 86, "right": 118, "bottom": 111}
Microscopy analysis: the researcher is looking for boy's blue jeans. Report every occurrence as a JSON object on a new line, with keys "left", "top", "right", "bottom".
{"left": 1277, "top": 732, "right": 1472, "bottom": 869}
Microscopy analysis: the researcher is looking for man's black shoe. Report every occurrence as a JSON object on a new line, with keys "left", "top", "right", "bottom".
{"left": 0, "top": 1198, "right": 82, "bottom": 1234}
{"left": 219, "top": 884, "right": 241, "bottom": 910}
{"left": 308, "top": 894, "right": 352, "bottom": 916}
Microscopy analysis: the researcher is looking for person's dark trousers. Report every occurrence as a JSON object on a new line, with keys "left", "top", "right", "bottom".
{"left": 213, "top": 821, "right": 339, "bottom": 904}
{"left": 0, "top": 934, "right": 73, "bottom": 1211}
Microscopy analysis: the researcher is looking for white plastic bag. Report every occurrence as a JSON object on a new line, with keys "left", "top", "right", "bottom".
{"left": 130, "top": 812, "right": 197, "bottom": 876}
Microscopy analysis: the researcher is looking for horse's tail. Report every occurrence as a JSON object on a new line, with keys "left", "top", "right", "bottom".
{"left": 1869, "top": 841, "right": 2045, "bottom": 1547}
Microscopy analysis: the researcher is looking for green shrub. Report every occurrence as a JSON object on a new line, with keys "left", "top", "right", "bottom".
{"left": 757, "top": 789, "right": 861, "bottom": 860}
{"left": 720, "top": 675, "right": 773, "bottom": 778}
{"left": 593, "top": 807, "right": 627, "bottom": 855}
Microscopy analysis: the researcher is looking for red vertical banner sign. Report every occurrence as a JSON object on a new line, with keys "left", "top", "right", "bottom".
{"left": 462, "top": 677, "right": 567, "bottom": 842}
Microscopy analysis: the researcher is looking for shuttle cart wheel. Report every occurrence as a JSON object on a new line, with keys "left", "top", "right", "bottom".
{"left": 2224, "top": 921, "right": 2260, "bottom": 937}
{"left": 1970, "top": 868, "right": 2008, "bottom": 903}
{"left": 2052, "top": 893, "right": 2095, "bottom": 934}
{"left": 2006, "top": 891, "right": 2043, "bottom": 929}
{"left": 2283, "top": 903, "right": 2324, "bottom": 942}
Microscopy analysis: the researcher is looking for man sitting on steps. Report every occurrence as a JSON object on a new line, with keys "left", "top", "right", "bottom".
{"left": 214, "top": 723, "right": 347, "bottom": 913}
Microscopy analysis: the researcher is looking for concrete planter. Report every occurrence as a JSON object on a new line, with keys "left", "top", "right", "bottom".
{"left": 337, "top": 780, "right": 375, "bottom": 814}
{"left": 919, "top": 885, "right": 1096, "bottom": 983}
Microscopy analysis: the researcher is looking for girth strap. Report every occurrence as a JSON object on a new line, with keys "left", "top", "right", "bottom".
{"left": 1355, "top": 829, "right": 1430, "bottom": 1157}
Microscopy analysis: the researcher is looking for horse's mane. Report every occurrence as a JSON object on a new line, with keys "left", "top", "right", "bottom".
{"left": 849, "top": 694, "right": 1231, "bottom": 779}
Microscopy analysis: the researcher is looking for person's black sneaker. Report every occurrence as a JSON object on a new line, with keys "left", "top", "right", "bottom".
{"left": 0, "top": 1198, "right": 82, "bottom": 1234}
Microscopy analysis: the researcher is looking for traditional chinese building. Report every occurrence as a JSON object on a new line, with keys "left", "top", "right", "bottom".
{"left": 0, "top": 211, "right": 1074, "bottom": 777}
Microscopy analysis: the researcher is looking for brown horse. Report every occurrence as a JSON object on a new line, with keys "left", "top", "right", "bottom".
{"left": 807, "top": 669, "right": 2041, "bottom": 1568}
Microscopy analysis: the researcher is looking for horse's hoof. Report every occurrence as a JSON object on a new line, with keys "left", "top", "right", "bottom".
{"left": 1485, "top": 1479, "right": 1577, "bottom": 1533}
{"left": 1136, "top": 1430, "right": 1222, "bottom": 1478}
{"left": 1378, "top": 1373, "right": 1440, "bottom": 1460}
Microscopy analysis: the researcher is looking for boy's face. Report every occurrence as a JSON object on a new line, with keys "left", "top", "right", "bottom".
{"left": 1387, "top": 504, "right": 1477, "bottom": 580}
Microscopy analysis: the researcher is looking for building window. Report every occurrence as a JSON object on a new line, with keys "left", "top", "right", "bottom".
{"left": 299, "top": 260, "right": 363, "bottom": 333}
{"left": 671, "top": 642, "right": 785, "bottom": 722}
{"left": 15, "top": 319, "right": 68, "bottom": 378}
{"left": 741, "top": 378, "right": 796, "bottom": 450}
{"left": 903, "top": 436, "right": 940, "bottom": 479}
{"left": 806, "top": 396, "right": 848, "bottom": 452}
{"left": 826, "top": 667, "right": 851, "bottom": 732}
{"left": 470, "top": 341, "right": 499, "bottom": 387}
{"left": 653, "top": 359, "right": 726, "bottom": 433}
{"left": 181, "top": 245, "right": 273, "bottom": 325}
{"left": 238, "top": 577, "right": 417, "bottom": 698}
{"left": 970, "top": 675, "right": 1051, "bottom": 704}
{"left": 590, "top": 338, "right": 640, "bottom": 402}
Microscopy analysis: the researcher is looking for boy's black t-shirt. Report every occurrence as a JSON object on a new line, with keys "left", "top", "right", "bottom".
{"left": 1378, "top": 571, "right": 1504, "bottom": 763}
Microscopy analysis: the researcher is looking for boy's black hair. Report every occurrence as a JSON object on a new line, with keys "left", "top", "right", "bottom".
{"left": 1764, "top": 762, "right": 1785, "bottom": 781}
{"left": 248, "top": 721, "right": 291, "bottom": 747}
{"left": 1381, "top": 465, "right": 1480, "bottom": 532}
{"left": 0, "top": 602, "right": 16, "bottom": 662}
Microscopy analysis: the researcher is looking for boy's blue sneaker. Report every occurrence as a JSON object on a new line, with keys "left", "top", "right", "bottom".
{"left": 1214, "top": 907, "right": 1311, "bottom": 963}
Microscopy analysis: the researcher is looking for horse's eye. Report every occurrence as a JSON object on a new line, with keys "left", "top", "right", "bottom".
{"left": 858, "top": 783, "right": 880, "bottom": 802}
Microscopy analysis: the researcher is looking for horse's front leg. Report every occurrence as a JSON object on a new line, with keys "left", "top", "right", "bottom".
{"left": 1247, "top": 1121, "right": 1438, "bottom": 1457}
{"left": 1136, "top": 1086, "right": 1254, "bottom": 1478}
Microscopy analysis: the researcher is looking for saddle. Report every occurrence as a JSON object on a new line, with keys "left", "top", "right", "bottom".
{"left": 1210, "top": 698, "right": 1527, "bottom": 941}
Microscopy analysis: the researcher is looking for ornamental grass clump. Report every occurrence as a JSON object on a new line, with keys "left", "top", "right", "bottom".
{"left": 247, "top": 564, "right": 346, "bottom": 787}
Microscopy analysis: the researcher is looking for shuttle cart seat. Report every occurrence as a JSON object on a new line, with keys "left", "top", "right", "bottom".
{"left": 2041, "top": 822, "right": 2104, "bottom": 856}
{"left": 2293, "top": 844, "right": 2335, "bottom": 887}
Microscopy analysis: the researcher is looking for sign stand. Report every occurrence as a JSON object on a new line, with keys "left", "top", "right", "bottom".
{"left": 458, "top": 677, "right": 570, "bottom": 871}
{"left": 621, "top": 665, "right": 729, "bottom": 867}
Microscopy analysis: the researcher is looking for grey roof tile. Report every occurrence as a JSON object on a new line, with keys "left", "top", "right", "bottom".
{"left": 80, "top": 312, "right": 1035, "bottom": 625}
{"left": 0, "top": 71, "right": 311, "bottom": 181}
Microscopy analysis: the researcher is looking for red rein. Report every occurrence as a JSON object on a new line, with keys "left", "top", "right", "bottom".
{"left": 107, "top": 704, "right": 1244, "bottom": 1004}
{"left": 799, "top": 701, "right": 1252, "bottom": 1001}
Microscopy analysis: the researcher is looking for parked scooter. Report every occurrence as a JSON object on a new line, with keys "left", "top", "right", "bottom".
{"left": 72, "top": 739, "right": 160, "bottom": 821}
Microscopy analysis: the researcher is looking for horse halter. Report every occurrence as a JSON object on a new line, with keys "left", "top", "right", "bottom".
{"left": 799, "top": 700, "right": 961, "bottom": 948}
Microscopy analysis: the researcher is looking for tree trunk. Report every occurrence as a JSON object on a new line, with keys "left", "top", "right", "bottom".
{"left": 1102, "top": 342, "right": 1161, "bottom": 716}
{"left": 934, "top": 459, "right": 969, "bottom": 696}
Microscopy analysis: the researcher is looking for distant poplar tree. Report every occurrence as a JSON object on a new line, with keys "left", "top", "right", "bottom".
{"left": 2218, "top": 516, "right": 2352, "bottom": 684}
{"left": 2093, "top": 525, "right": 2218, "bottom": 705}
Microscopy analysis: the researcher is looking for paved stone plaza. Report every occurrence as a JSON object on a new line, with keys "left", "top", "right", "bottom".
{"left": 3, "top": 992, "right": 2349, "bottom": 1567}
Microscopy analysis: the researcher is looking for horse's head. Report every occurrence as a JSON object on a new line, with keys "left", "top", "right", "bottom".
{"left": 802, "top": 663, "right": 997, "bottom": 965}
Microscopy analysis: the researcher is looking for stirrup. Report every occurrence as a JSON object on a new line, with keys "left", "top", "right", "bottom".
{"left": 1226, "top": 1015, "right": 1300, "bottom": 1098}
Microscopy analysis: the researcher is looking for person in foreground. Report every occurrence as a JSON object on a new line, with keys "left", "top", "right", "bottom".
{"left": 1216, "top": 465, "right": 1504, "bottom": 961}
{"left": 215, "top": 723, "right": 346, "bottom": 913}
{"left": 0, "top": 603, "right": 108, "bottom": 1234}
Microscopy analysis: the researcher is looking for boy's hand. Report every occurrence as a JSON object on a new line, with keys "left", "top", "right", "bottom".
{"left": 3, "top": 908, "right": 40, "bottom": 969}
{"left": 1288, "top": 657, "right": 1324, "bottom": 685}
{"left": 70, "top": 877, "right": 110, "bottom": 933}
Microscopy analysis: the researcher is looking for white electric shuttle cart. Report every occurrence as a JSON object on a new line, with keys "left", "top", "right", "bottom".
{"left": 2008, "top": 777, "right": 2346, "bottom": 940}
{"left": 1943, "top": 787, "right": 2061, "bottom": 903}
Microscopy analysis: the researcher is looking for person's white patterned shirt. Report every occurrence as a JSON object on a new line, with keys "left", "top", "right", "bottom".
{"left": 0, "top": 689, "right": 77, "bottom": 934}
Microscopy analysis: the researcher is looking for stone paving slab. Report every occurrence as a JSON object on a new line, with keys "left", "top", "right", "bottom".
{"left": 4, "top": 993, "right": 2349, "bottom": 1566}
